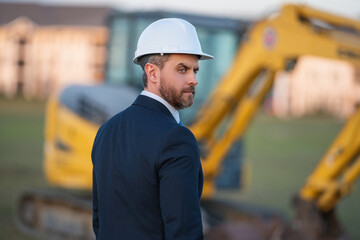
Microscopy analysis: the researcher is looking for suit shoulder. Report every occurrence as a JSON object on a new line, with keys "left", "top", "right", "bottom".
{"left": 170, "top": 125, "right": 196, "bottom": 140}
{"left": 100, "top": 105, "right": 132, "bottom": 128}
{"left": 157, "top": 125, "right": 200, "bottom": 169}
{"left": 162, "top": 125, "right": 199, "bottom": 149}
{"left": 93, "top": 106, "right": 130, "bottom": 140}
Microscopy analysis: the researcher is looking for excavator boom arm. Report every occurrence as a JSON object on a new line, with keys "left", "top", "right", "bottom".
{"left": 190, "top": 4, "right": 360, "bottom": 212}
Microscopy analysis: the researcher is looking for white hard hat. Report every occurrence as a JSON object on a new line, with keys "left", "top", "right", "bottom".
{"left": 133, "top": 18, "right": 214, "bottom": 64}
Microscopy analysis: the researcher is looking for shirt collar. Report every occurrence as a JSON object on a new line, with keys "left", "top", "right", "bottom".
{"left": 141, "top": 90, "right": 180, "bottom": 124}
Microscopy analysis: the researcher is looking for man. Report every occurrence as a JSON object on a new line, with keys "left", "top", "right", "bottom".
{"left": 92, "top": 18, "right": 213, "bottom": 240}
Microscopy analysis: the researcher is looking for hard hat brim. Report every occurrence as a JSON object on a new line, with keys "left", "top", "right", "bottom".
{"left": 133, "top": 52, "right": 214, "bottom": 65}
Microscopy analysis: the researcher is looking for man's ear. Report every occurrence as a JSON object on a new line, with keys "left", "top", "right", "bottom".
{"left": 144, "top": 63, "right": 160, "bottom": 85}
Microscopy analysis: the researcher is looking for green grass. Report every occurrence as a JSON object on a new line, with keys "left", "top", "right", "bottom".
{"left": 1, "top": 98, "right": 359, "bottom": 239}
{"left": 0, "top": 97, "right": 47, "bottom": 240}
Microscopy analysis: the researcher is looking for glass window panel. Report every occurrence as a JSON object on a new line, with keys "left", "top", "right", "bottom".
{"left": 107, "top": 18, "right": 129, "bottom": 85}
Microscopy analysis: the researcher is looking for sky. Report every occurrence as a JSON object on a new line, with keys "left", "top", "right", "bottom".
{"left": 1, "top": 0, "right": 360, "bottom": 20}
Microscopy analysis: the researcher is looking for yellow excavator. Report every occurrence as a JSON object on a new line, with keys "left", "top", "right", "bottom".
{"left": 16, "top": 4, "right": 360, "bottom": 240}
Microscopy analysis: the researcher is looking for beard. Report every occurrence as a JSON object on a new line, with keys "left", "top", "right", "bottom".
{"left": 159, "top": 79, "right": 196, "bottom": 110}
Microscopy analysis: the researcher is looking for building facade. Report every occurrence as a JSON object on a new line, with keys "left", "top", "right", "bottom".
{"left": 0, "top": 3, "right": 109, "bottom": 99}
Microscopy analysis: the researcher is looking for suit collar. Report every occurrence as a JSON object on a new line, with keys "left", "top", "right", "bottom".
{"left": 133, "top": 95, "right": 177, "bottom": 123}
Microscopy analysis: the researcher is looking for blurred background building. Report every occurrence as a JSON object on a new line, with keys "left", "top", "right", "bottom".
{"left": 0, "top": 3, "right": 109, "bottom": 99}
{"left": 272, "top": 56, "right": 360, "bottom": 119}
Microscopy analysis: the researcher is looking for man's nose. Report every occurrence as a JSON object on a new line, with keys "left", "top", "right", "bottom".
{"left": 188, "top": 72, "right": 198, "bottom": 85}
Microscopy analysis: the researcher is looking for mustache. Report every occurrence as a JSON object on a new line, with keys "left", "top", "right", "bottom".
{"left": 182, "top": 86, "right": 196, "bottom": 94}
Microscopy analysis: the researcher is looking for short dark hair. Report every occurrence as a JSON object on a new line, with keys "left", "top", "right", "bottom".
{"left": 139, "top": 54, "right": 170, "bottom": 88}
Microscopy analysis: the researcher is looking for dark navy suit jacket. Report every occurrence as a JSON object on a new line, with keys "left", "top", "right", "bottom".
{"left": 92, "top": 95, "right": 204, "bottom": 240}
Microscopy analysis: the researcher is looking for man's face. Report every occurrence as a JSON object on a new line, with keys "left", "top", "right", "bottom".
{"left": 158, "top": 54, "right": 199, "bottom": 110}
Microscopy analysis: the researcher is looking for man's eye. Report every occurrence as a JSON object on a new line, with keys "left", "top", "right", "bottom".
{"left": 178, "top": 68, "right": 186, "bottom": 73}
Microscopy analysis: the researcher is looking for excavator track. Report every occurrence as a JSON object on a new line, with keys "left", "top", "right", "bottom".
{"left": 18, "top": 189, "right": 344, "bottom": 240}
{"left": 16, "top": 189, "right": 94, "bottom": 240}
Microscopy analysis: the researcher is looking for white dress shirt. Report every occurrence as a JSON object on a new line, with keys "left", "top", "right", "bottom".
{"left": 141, "top": 90, "right": 181, "bottom": 124}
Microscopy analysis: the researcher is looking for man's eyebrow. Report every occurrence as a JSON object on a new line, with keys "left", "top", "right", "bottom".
{"left": 177, "top": 63, "right": 200, "bottom": 70}
{"left": 177, "top": 63, "right": 189, "bottom": 69}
